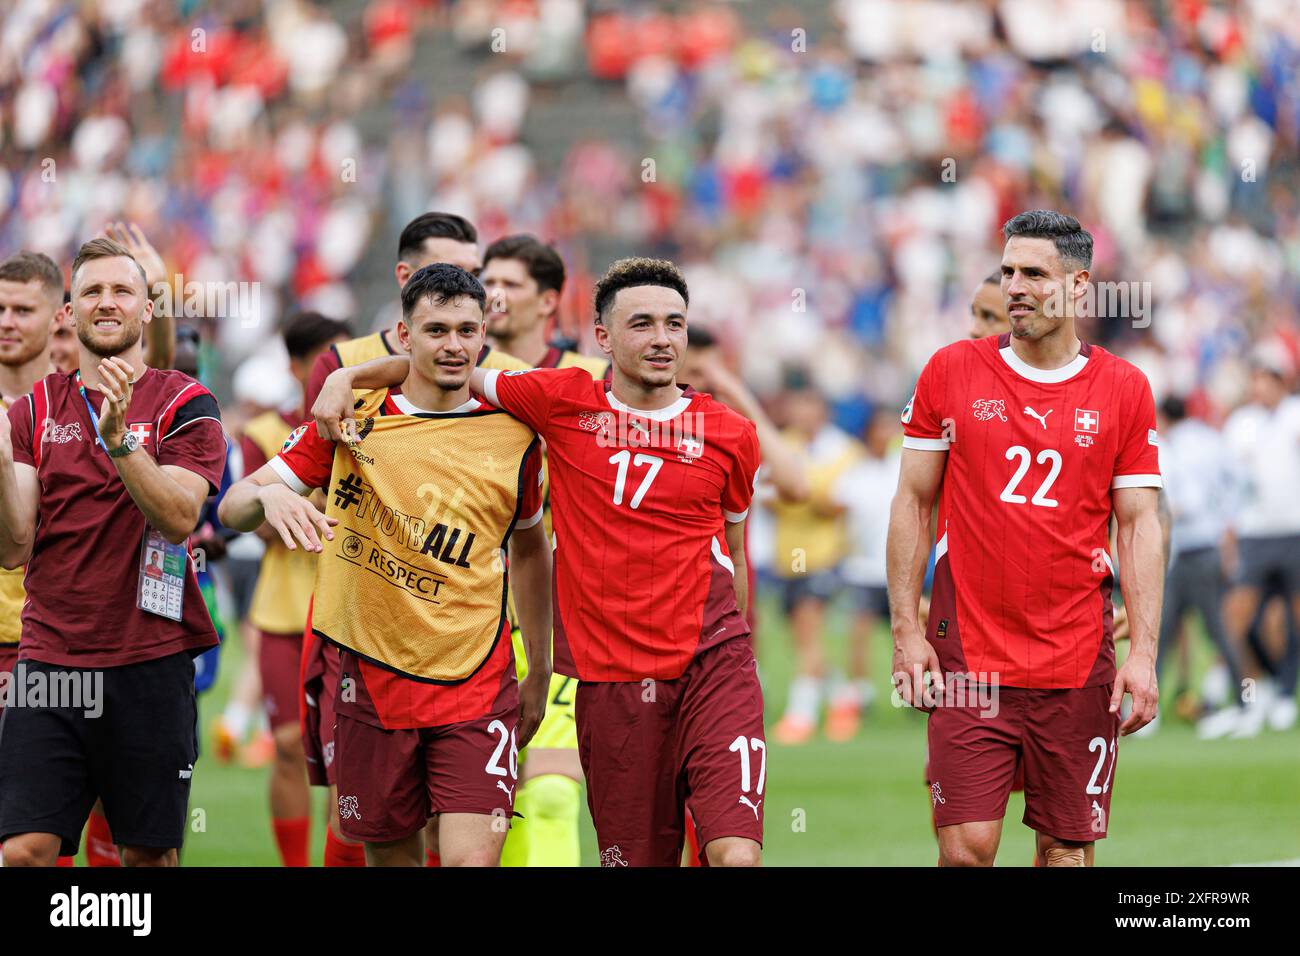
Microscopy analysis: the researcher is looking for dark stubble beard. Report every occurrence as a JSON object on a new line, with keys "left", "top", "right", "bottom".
{"left": 77, "top": 317, "right": 143, "bottom": 358}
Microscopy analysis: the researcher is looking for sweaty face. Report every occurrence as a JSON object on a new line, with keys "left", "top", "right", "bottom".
{"left": 599, "top": 285, "right": 687, "bottom": 390}
{"left": 968, "top": 281, "right": 1010, "bottom": 339}
{"left": 401, "top": 238, "right": 482, "bottom": 286}
{"left": 399, "top": 294, "right": 485, "bottom": 392}
{"left": 72, "top": 257, "right": 149, "bottom": 358}
{"left": 480, "top": 257, "right": 544, "bottom": 340}
{"left": 0, "top": 278, "right": 59, "bottom": 368}
{"left": 1000, "top": 236, "right": 1081, "bottom": 342}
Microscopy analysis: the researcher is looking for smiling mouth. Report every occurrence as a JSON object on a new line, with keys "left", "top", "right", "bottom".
{"left": 93, "top": 318, "right": 122, "bottom": 330}
{"left": 1008, "top": 303, "right": 1034, "bottom": 318}
{"left": 645, "top": 354, "right": 674, "bottom": 367}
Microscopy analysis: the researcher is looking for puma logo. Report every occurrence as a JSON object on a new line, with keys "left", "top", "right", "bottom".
{"left": 1023, "top": 406, "right": 1052, "bottom": 429}
{"left": 739, "top": 795, "right": 762, "bottom": 819}
{"left": 496, "top": 780, "right": 515, "bottom": 801}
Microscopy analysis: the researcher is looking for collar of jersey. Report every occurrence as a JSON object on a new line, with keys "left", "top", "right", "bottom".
{"left": 390, "top": 391, "right": 480, "bottom": 416}
{"left": 998, "top": 341, "right": 1089, "bottom": 384}
{"left": 605, "top": 389, "right": 692, "bottom": 421}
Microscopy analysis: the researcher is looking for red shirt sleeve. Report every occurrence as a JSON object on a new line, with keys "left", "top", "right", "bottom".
{"left": 7, "top": 396, "right": 35, "bottom": 467}
{"left": 483, "top": 367, "right": 581, "bottom": 435}
{"left": 722, "top": 417, "right": 760, "bottom": 522}
{"left": 515, "top": 441, "right": 545, "bottom": 529}
{"left": 901, "top": 348, "right": 951, "bottom": 451}
{"left": 270, "top": 420, "right": 336, "bottom": 492}
{"left": 1112, "top": 368, "right": 1162, "bottom": 489}
{"left": 158, "top": 393, "right": 226, "bottom": 493}
{"left": 304, "top": 346, "right": 342, "bottom": 416}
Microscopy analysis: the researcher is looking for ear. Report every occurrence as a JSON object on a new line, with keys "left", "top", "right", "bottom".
{"left": 396, "top": 317, "right": 412, "bottom": 352}
{"left": 395, "top": 261, "right": 412, "bottom": 288}
{"left": 538, "top": 288, "right": 560, "bottom": 320}
{"left": 593, "top": 320, "right": 612, "bottom": 356}
{"left": 141, "top": 296, "right": 154, "bottom": 326}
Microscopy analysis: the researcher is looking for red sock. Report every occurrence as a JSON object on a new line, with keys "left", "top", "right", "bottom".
{"left": 56, "top": 855, "right": 75, "bottom": 867}
{"left": 324, "top": 827, "right": 366, "bottom": 867}
{"left": 272, "top": 817, "right": 310, "bottom": 867}
{"left": 425, "top": 848, "right": 441, "bottom": 867}
{"left": 85, "top": 811, "right": 121, "bottom": 867}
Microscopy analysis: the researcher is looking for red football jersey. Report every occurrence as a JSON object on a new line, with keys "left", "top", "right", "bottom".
{"left": 902, "top": 334, "right": 1161, "bottom": 689}
{"left": 271, "top": 388, "right": 543, "bottom": 729}
{"left": 483, "top": 367, "right": 760, "bottom": 681}
{"left": 8, "top": 369, "right": 226, "bottom": 668}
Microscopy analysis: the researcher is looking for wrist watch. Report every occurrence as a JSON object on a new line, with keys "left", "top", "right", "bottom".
{"left": 107, "top": 431, "right": 141, "bottom": 458}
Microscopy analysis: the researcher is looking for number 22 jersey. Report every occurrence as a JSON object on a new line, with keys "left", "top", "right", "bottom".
{"left": 483, "top": 367, "right": 761, "bottom": 682}
{"left": 902, "top": 334, "right": 1161, "bottom": 689}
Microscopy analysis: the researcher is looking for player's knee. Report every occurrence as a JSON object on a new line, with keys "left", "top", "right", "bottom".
{"left": 705, "top": 838, "right": 761, "bottom": 868}
{"left": 940, "top": 835, "right": 998, "bottom": 867}
{"left": 272, "top": 723, "right": 304, "bottom": 762}
{"left": 0, "top": 836, "right": 60, "bottom": 867}
{"left": 121, "top": 845, "right": 177, "bottom": 867}
{"left": 1042, "top": 843, "right": 1088, "bottom": 867}
{"left": 522, "top": 773, "right": 581, "bottom": 822}
{"left": 442, "top": 846, "right": 500, "bottom": 867}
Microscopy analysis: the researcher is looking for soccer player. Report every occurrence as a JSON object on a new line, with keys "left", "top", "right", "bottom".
{"left": 480, "top": 234, "right": 609, "bottom": 377}
{"left": 238, "top": 312, "right": 350, "bottom": 866}
{"left": 768, "top": 381, "right": 864, "bottom": 745}
{"left": 314, "top": 257, "right": 765, "bottom": 867}
{"left": 300, "top": 212, "right": 532, "bottom": 865}
{"left": 220, "top": 264, "right": 552, "bottom": 867}
{"left": 0, "top": 237, "right": 226, "bottom": 866}
{"left": 887, "top": 211, "right": 1163, "bottom": 867}
{"left": 968, "top": 271, "right": 1011, "bottom": 339}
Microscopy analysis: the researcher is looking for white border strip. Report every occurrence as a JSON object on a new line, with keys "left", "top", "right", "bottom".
{"left": 903, "top": 436, "right": 949, "bottom": 452}
{"left": 269, "top": 455, "right": 311, "bottom": 495}
{"left": 1112, "top": 474, "right": 1163, "bottom": 489}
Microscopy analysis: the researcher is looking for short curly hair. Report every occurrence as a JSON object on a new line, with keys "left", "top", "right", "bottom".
{"left": 592, "top": 257, "right": 688, "bottom": 324}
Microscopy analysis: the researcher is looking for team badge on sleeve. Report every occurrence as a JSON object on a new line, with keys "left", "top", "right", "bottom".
{"left": 128, "top": 422, "right": 153, "bottom": 446}
{"left": 282, "top": 424, "right": 308, "bottom": 452}
{"left": 901, "top": 392, "right": 915, "bottom": 424}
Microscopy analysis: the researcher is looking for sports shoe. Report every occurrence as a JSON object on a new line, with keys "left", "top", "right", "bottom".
{"left": 824, "top": 702, "right": 861, "bottom": 742}
{"left": 1267, "top": 696, "right": 1298, "bottom": 732}
{"left": 1227, "top": 700, "right": 1268, "bottom": 739}
{"left": 773, "top": 715, "right": 816, "bottom": 746}
{"left": 211, "top": 717, "right": 238, "bottom": 764}
{"left": 1196, "top": 707, "right": 1242, "bottom": 740}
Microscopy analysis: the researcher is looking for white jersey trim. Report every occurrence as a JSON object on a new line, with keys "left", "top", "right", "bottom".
{"left": 902, "top": 436, "right": 949, "bottom": 452}
{"left": 605, "top": 390, "right": 692, "bottom": 421}
{"left": 269, "top": 455, "right": 311, "bottom": 495}
{"left": 711, "top": 535, "right": 735, "bottom": 577}
{"left": 515, "top": 505, "right": 544, "bottom": 530}
{"left": 391, "top": 392, "right": 478, "bottom": 415}
{"left": 1111, "top": 473, "right": 1163, "bottom": 489}
{"left": 999, "top": 344, "right": 1089, "bottom": 384}
{"left": 723, "top": 507, "right": 748, "bottom": 523}
{"left": 481, "top": 369, "right": 502, "bottom": 407}
{"left": 935, "top": 530, "right": 949, "bottom": 561}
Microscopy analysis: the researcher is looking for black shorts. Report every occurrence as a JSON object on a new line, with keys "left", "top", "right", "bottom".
{"left": 847, "top": 583, "right": 890, "bottom": 618}
{"left": 780, "top": 570, "right": 840, "bottom": 614}
{"left": 1235, "top": 535, "right": 1300, "bottom": 592}
{"left": 0, "top": 652, "right": 198, "bottom": 856}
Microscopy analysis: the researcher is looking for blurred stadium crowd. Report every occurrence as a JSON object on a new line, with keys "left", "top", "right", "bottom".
{"left": 2, "top": 0, "right": 1298, "bottom": 746}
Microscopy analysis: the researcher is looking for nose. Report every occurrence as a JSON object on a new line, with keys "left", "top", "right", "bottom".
{"left": 1005, "top": 271, "right": 1027, "bottom": 298}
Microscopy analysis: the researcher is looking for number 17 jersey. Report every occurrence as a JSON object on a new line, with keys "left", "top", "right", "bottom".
{"left": 902, "top": 334, "right": 1161, "bottom": 689}
{"left": 483, "top": 367, "right": 761, "bottom": 682}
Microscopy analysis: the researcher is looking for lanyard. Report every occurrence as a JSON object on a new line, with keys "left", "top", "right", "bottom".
{"left": 74, "top": 372, "right": 111, "bottom": 453}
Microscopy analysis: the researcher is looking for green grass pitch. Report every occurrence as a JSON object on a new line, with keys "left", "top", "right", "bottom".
{"left": 88, "top": 594, "right": 1297, "bottom": 867}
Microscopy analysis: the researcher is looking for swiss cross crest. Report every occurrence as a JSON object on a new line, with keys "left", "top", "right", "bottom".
{"left": 676, "top": 435, "right": 704, "bottom": 462}
{"left": 578, "top": 410, "right": 613, "bottom": 434}
{"left": 128, "top": 422, "right": 152, "bottom": 446}
{"left": 1074, "top": 408, "right": 1100, "bottom": 434}
{"left": 971, "top": 399, "right": 1007, "bottom": 422}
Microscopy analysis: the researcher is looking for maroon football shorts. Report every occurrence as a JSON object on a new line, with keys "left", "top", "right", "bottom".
{"left": 259, "top": 630, "right": 303, "bottom": 730}
{"left": 300, "top": 630, "right": 340, "bottom": 787}
{"left": 0, "top": 644, "right": 16, "bottom": 716}
{"left": 927, "top": 683, "right": 1120, "bottom": 842}
{"left": 332, "top": 702, "right": 520, "bottom": 844}
{"left": 576, "top": 637, "right": 766, "bottom": 867}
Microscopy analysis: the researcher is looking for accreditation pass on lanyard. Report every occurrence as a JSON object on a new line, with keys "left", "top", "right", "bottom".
{"left": 137, "top": 527, "right": 187, "bottom": 621}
